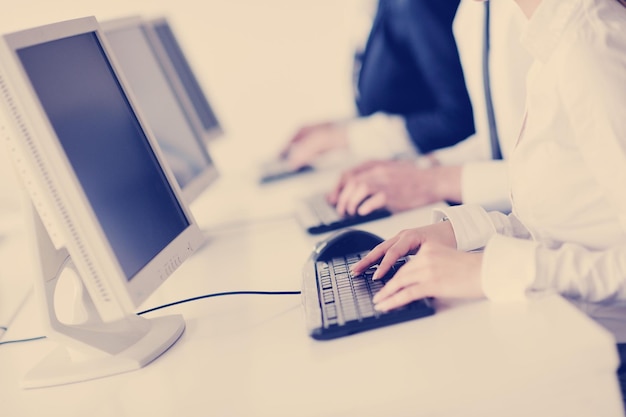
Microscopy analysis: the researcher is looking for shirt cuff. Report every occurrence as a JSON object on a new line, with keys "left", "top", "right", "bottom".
{"left": 461, "top": 161, "right": 512, "bottom": 212}
{"left": 482, "top": 234, "right": 537, "bottom": 302}
{"left": 346, "top": 112, "right": 416, "bottom": 160}
{"left": 432, "top": 204, "right": 497, "bottom": 251}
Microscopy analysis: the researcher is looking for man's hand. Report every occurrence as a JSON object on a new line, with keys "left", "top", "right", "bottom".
{"left": 327, "top": 159, "right": 463, "bottom": 216}
{"left": 279, "top": 121, "right": 348, "bottom": 170}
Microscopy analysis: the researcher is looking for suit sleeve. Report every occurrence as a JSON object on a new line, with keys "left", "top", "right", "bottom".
{"left": 401, "top": 0, "right": 475, "bottom": 152}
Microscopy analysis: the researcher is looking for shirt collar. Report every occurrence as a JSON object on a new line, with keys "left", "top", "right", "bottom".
{"left": 521, "top": 0, "right": 579, "bottom": 62}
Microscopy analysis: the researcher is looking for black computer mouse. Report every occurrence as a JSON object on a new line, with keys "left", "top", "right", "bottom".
{"left": 312, "top": 228, "right": 384, "bottom": 261}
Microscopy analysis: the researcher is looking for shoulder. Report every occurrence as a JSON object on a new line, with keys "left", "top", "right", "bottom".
{"left": 556, "top": 0, "right": 626, "bottom": 89}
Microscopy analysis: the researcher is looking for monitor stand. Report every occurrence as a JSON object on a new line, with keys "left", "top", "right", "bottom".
{"left": 21, "top": 203, "right": 185, "bottom": 389}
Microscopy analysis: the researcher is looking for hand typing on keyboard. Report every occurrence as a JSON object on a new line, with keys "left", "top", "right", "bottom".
{"left": 350, "top": 221, "right": 485, "bottom": 312}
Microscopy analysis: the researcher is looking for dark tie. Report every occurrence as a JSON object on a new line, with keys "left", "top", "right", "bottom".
{"left": 483, "top": 1, "right": 502, "bottom": 160}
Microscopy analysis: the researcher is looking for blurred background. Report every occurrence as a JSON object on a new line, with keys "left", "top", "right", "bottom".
{"left": 0, "top": 0, "right": 369, "bottom": 234}
{"left": 0, "top": 0, "right": 373, "bottom": 328}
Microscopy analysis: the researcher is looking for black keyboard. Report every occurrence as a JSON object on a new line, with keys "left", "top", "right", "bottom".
{"left": 296, "top": 193, "right": 392, "bottom": 235}
{"left": 302, "top": 250, "right": 435, "bottom": 340}
{"left": 258, "top": 159, "right": 314, "bottom": 184}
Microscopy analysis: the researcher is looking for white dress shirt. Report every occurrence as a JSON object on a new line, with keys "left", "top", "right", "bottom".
{"left": 435, "top": 0, "right": 626, "bottom": 342}
{"left": 347, "top": 0, "right": 532, "bottom": 212}
{"left": 432, "top": 0, "right": 532, "bottom": 212}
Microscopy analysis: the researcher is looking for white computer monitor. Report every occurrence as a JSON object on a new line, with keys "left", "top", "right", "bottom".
{"left": 101, "top": 16, "right": 218, "bottom": 204}
{"left": 0, "top": 16, "right": 204, "bottom": 387}
{"left": 145, "top": 17, "right": 224, "bottom": 143}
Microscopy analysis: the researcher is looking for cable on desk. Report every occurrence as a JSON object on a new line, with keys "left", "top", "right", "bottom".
{"left": 0, "top": 290, "right": 301, "bottom": 346}
{"left": 0, "top": 335, "right": 46, "bottom": 346}
{"left": 136, "top": 290, "right": 302, "bottom": 315}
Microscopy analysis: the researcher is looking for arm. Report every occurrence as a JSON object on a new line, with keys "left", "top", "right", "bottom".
{"left": 343, "top": 112, "right": 415, "bottom": 161}
{"left": 477, "top": 32, "right": 626, "bottom": 304}
{"left": 483, "top": 236, "right": 626, "bottom": 303}
{"left": 356, "top": 0, "right": 474, "bottom": 153}
{"left": 461, "top": 161, "right": 511, "bottom": 212}
{"left": 400, "top": 0, "right": 475, "bottom": 152}
{"left": 436, "top": 205, "right": 626, "bottom": 304}
{"left": 351, "top": 217, "right": 489, "bottom": 312}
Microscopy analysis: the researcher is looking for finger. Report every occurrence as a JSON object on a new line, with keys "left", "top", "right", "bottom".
{"left": 330, "top": 160, "right": 379, "bottom": 201}
{"left": 327, "top": 171, "right": 355, "bottom": 205}
{"left": 278, "top": 127, "right": 309, "bottom": 157}
{"left": 357, "top": 192, "right": 387, "bottom": 216}
{"left": 351, "top": 160, "right": 380, "bottom": 175}
{"left": 335, "top": 180, "right": 358, "bottom": 216}
{"left": 351, "top": 238, "right": 397, "bottom": 274}
{"left": 372, "top": 241, "right": 413, "bottom": 280}
{"left": 372, "top": 267, "right": 420, "bottom": 304}
{"left": 374, "top": 283, "right": 431, "bottom": 312}
{"left": 291, "top": 125, "right": 316, "bottom": 143}
{"left": 345, "top": 183, "right": 372, "bottom": 216}
{"left": 326, "top": 187, "right": 340, "bottom": 206}
{"left": 285, "top": 142, "right": 318, "bottom": 170}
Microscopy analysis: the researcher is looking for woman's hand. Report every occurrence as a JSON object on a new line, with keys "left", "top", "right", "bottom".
{"left": 351, "top": 220, "right": 457, "bottom": 279}
{"left": 326, "top": 161, "right": 462, "bottom": 217}
{"left": 372, "top": 242, "right": 485, "bottom": 312}
{"left": 350, "top": 221, "right": 485, "bottom": 311}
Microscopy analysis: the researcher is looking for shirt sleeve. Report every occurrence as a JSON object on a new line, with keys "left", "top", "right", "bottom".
{"left": 482, "top": 235, "right": 626, "bottom": 304}
{"left": 434, "top": 205, "right": 626, "bottom": 304}
{"left": 461, "top": 160, "right": 511, "bottom": 212}
{"left": 431, "top": 133, "right": 490, "bottom": 166}
{"left": 431, "top": 204, "right": 537, "bottom": 301}
{"left": 557, "top": 31, "right": 626, "bottom": 233}
{"left": 430, "top": 21, "right": 626, "bottom": 306}
{"left": 345, "top": 112, "right": 416, "bottom": 160}
{"left": 494, "top": 28, "right": 626, "bottom": 304}
{"left": 433, "top": 204, "right": 529, "bottom": 248}
{"left": 401, "top": 0, "right": 475, "bottom": 153}
{"left": 414, "top": 130, "right": 512, "bottom": 212}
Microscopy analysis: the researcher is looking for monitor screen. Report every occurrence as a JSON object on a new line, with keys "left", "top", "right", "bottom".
{"left": 103, "top": 22, "right": 216, "bottom": 198}
{"left": 151, "top": 20, "right": 221, "bottom": 136}
{"left": 17, "top": 32, "right": 190, "bottom": 280}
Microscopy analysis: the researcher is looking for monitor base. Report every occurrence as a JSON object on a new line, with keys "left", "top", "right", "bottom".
{"left": 21, "top": 314, "right": 184, "bottom": 389}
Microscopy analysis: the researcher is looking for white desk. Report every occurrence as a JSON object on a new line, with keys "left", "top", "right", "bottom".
{"left": 0, "top": 167, "right": 624, "bottom": 417}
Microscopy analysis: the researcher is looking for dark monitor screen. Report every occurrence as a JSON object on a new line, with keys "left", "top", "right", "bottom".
{"left": 152, "top": 21, "right": 220, "bottom": 134}
{"left": 104, "top": 24, "right": 213, "bottom": 191}
{"left": 17, "top": 32, "right": 190, "bottom": 280}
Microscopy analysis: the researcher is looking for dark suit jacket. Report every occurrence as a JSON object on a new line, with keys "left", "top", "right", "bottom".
{"left": 355, "top": 0, "right": 474, "bottom": 153}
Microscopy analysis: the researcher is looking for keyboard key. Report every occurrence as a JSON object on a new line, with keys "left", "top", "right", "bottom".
{"left": 317, "top": 253, "right": 434, "bottom": 336}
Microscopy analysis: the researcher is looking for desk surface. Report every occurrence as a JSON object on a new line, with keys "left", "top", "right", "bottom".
{"left": 0, "top": 163, "right": 624, "bottom": 417}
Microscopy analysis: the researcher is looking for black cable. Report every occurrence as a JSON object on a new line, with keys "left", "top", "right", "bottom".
{"left": 0, "top": 290, "right": 301, "bottom": 346}
{"left": 0, "top": 335, "right": 46, "bottom": 346}
{"left": 136, "top": 290, "right": 301, "bottom": 315}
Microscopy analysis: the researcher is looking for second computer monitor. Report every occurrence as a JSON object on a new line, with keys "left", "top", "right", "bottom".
{"left": 146, "top": 17, "right": 223, "bottom": 143}
{"left": 102, "top": 16, "right": 218, "bottom": 203}
{"left": 0, "top": 16, "right": 204, "bottom": 386}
